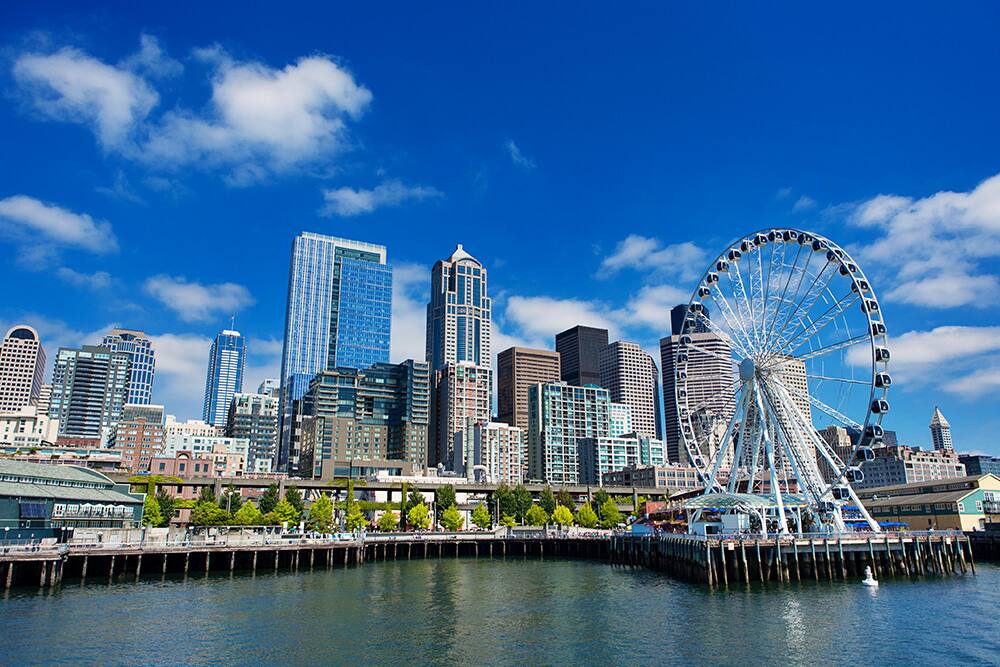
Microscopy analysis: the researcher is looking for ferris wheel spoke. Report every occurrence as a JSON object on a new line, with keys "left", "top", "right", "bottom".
{"left": 694, "top": 309, "right": 750, "bottom": 358}
{"left": 730, "top": 262, "right": 758, "bottom": 351}
{"left": 762, "top": 244, "right": 805, "bottom": 355}
{"left": 767, "top": 249, "right": 816, "bottom": 352}
{"left": 806, "top": 393, "right": 863, "bottom": 430}
{"left": 764, "top": 290, "right": 860, "bottom": 363}
{"left": 774, "top": 332, "right": 869, "bottom": 364}
{"left": 767, "top": 263, "right": 839, "bottom": 357}
{"left": 805, "top": 373, "right": 868, "bottom": 386}
{"left": 762, "top": 240, "right": 786, "bottom": 339}
{"left": 686, "top": 341, "right": 738, "bottom": 365}
{"left": 708, "top": 288, "right": 754, "bottom": 356}
{"left": 682, "top": 375, "right": 742, "bottom": 416}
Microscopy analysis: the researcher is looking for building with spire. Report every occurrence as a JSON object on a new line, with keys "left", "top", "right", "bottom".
{"left": 100, "top": 328, "right": 156, "bottom": 405}
{"left": 202, "top": 329, "right": 246, "bottom": 428}
{"left": 930, "top": 406, "right": 954, "bottom": 452}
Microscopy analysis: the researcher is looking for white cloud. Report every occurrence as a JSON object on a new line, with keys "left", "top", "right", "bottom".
{"left": 144, "top": 275, "right": 254, "bottom": 322}
{"left": 848, "top": 172, "right": 1000, "bottom": 308}
{"left": 622, "top": 284, "right": 689, "bottom": 329}
{"left": 505, "top": 140, "right": 536, "bottom": 169}
{"left": 792, "top": 195, "right": 816, "bottom": 211}
{"left": 56, "top": 267, "right": 112, "bottom": 290}
{"left": 390, "top": 262, "right": 429, "bottom": 362}
{"left": 321, "top": 180, "right": 442, "bottom": 217}
{"left": 0, "top": 195, "right": 118, "bottom": 265}
{"left": 244, "top": 337, "right": 283, "bottom": 396}
{"left": 599, "top": 234, "right": 707, "bottom": 282}
{"left": 503, "top": 295, "right": 621, "bottom": 343}
{"left": 150, "top": 332, "right": 213, "bottom": 419}
{"left": 122, "top": 34, "right": 183, "bottom": 79}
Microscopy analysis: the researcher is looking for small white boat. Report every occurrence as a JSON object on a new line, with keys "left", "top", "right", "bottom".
{"left": 862, "top": 566, "right": 879, "bottom": 587}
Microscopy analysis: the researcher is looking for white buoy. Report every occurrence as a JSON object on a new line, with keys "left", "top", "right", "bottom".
{"left": 862, "top": 566, "right": 879, "bottom": 587}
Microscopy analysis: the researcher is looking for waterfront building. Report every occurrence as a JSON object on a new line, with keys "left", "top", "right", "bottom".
{"left": 470, "top": 421, "right": 523, "bottom": 484}
{"left": 100, "top": 328, "right": 155, "bottom": 405}
{"left": 527, "top": 381, "right": 610, "bottom": 484}
{"left": 0, "top": 406, "right": 59, "bottom": 447}
{"left": 959, "top": 454, "right": 1000, "bottom": 477}
{"left": 855, "top": 445, "right": 966, "bottom": 489}
{"left": 0, "top": 445, "right": 122, "bottom": 472}
{"left": 279, "top": 232, "right": 392, "bottom": 467}
{"left": 609, "top": 402, "right": 633, "bottom": 437}
{"left": 603, "top": 463, "right": 704, "bottom": 491}
{"left": 599, "top": 341, "right": 660, "bottom": 438}
{"left": 202, "top": 329, "right": 247, "bottom": 428}
{"left": 660, "top": 309, "right": 735, "bottom": 463}
{"left": 121, "top": 403, "right": 165, "bottom": 424}
{"left": 226, "top": 392, "right": 279, "bottom": 472}
{"left": 555, "top": 325, "right": 608, "bottom": 387}
{"left": 0, "top": 459, "right": 143, "bottom": 531}
{"left": 108, "top": 416, "right": 166, "bottom": 474}
{"left": 34, "top": 383, "right": 51, "bottom": 417}
{"left": 150, "top": 446, "right": 246, "bottom": 478}
{"left": 930, "top": 406, "right": 954, "bottom": 452}
{"left": 857, "top": 473, "right": 1000, "bottom": 531}
{"left": 0, "top": 325, "right": 46, "bottom": 413}
{"left": 50, "top": 345, "right": 130, "bottom": 444}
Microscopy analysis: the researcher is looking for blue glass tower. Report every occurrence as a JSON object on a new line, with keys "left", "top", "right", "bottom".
{"left": 202, "top": 329, "right": 246, "bottom": 428}
{"left": 101, "top": 328, "right": 156, "bottom": 405}
{"left": 278, "top": 232, "right": 392, "bottom": 468}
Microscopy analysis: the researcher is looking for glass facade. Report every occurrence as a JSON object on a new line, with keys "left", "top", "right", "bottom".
{"left": 202, "top": 330, "right": 246, "bottom": 428}
{"left": 101, "top": 329, "right": 155, "bottom": 405}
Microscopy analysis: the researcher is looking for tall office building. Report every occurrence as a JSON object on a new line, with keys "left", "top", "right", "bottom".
{"left": 930, "top": 406, "right": 953, "bottom": 452}
{"left": 660, "top": 308, "right": 735, "bottom": 463}
{"left": 497, "top": 346, "right": 560, "bottom": 432}
{"left": 555, "top": 326, "right": 608, "bottom": 387}
{"left": 425, "top": 245, "right": 492, "bottom": 469}
{"left": 226, "top": 392, "right": 279, "bottom": 472}
{"left": 100, "top": 328, "right": 156, "bottom": 405}
{"left": 527, "top": 381, "right": 611, "bottom": 484}
{"left": 278, "top": 232, "right": 392, "bottom": 468}
{"left": 0, "top": 325, "right": 46, "bottom": 413}
{"left": 202, "top": 329, "right": 247, "bottom": 428}
{"left": 599, "top": 341, "right": 659, "bottom": 439}
{"left": 50, "top": 345, "right": 130, "bottom": 442}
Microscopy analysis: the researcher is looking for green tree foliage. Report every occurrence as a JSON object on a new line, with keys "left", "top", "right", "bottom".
{"left": 259, "top": 483, "right": 279, "bottom": 514}
{"left": 345, "top": 504, "right": 367, "bottom": 532}
{"left": 436, "top": 484, "right": 456, "bottom": 519}
{"left": 273, "top": 499, "right": 300, "bottom": 526}
{"left": 632, "top": 495, "right": 647, "bottom": 518}
{"left": 406, "top": 490, "right": 426, "bottom": 513}
{"left": 499, "top": 514, "right": 516, "bottom": 528}
{"left": 377, "top": 511, "right": 399, "bottom": 532}
{"left": 575, "top": 502, "right": 599, "bottom": 528}
{"left": 525, "top": 505, "right": 549, "bottom": 526}
{"left": 407, "top": 502, "right": 431, "bottom": 530}
{"left": 539, "top": 486, "right": 556, "bottom": 515}
{"left": 307, "top": 493, "right": 334, "bottom": 532}
{"left": 494, "top": 484, "right": 514, "bottom": 518}
{"left": 440, "top": 504, "right": 464, "bottom": 531}
{"left": 599, "top": 498, "right": 623, "bottom": 529}
{"left": 155, "top": 488, "right": 176, "bottom": 526}
{"left": 593, "top": 488, "right": 611, "bottom": 518}
{"left": 398, "top": 482, "right": 409, "bottom": 531}
{"left": 284, "top": 485, "right": 304, "bottom": 514}
{"left": 142, "top": 493, "right": 163, "bottom": 527}
{"left": 512, "top": 485, "right": 533, "bottom": 523}
{"left": 556, "top": 488, "right": 575, "bottom": 510}
{"left": 233, "top": 500, "right": 264, "bottom": 525}
{"left": 471, "top": 503, "right": 492, "bottom": 530}
{"left": 262, "top": 511, "right": 280, "bottom": 525}
{"left": 191, "top": 501, "right": 231, "bottom": 526}
{"left": 219, "top": 484, "right": 242, "bottom": 512}
{"left": 551, "top": 505, "right": 574, "bottom": 526}
{"left": 197, "top": 486, "right": 217, "bottom": 505}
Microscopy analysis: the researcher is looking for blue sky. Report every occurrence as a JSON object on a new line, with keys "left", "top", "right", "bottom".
{"left": 1, "top": 3, "right": 999, "bottom": 454}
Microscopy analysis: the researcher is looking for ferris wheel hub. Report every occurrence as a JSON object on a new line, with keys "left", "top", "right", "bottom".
{"left": 739, "top": 357, "right": 756, "bottom": 382}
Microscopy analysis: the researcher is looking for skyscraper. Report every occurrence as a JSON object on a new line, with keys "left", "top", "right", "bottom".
{"left": 50, "top": 345, "right": 130, "bottom": 443}
{"left": 278, "top": 232, "right": 392, "bottom": 467}
{"left": 527, "top": 381, "right": 611, "bottom": 484}
{"left": 599, "top": 341, "right": 659, "bottom": 438}
{"left": 0, "top": 325, "right": 46, "bottom": 413}
{"left": 100, "top": 328, "right": 156, "bottom": 405}
{"left": 555, "top": 325, "right": 608, "bottom": 387}
{"left": 497, "top": 346, "right": 561, "bottom": 431}
{"left": 226, "top": 392, "right": 278, "bottom": 472}
{"left": 930, "top": 406, "right": 953, "bottom": 452}
{"left": 202, "top": 329, "right": 247, "bottom": 428}
{"left": 425, "top": 245, "right": 492, "bottom": 469}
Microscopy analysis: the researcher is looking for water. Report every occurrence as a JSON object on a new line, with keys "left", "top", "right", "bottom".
{"left": 2, "top": 559, "right": 998, "bottom": 666}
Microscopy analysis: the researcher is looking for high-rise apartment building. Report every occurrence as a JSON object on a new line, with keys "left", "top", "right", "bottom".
{"left": 226, "top": 392, "right": 279, "bottom": 472}
{"left": 434, "top": 361, "right": 492, "bottom": 471}
{"left": 0, "top": 325, "right": 46, "bottom": 413}
{"left": 471, "top": 422, "right": 524, "bottom": 485}
{"left": 202, "top": 329, "right": 247, "bottom": 428}
{"left": 109, "top": 416, "right": 166, "bottom": 474}
{"left": 50, "top": 345, "right": 130, "bottom": 443}
{"left": 599, "top": 341, "right": 659, "bottom": 438}
{"left": 278, "top": 232, "right": 392, "bottom": 467}
{"left": 930, "top": 406, "right": 953, "bottom": 452}
{"left": 555, "top": 326, "right": 608, "bottom": 387}
{"left": 34, "top": 383, "right": 52, "bottom": 417}
{"left": 527, "top": 381, "right": 611, "bottom": 484}
{"left": 609, "top": 402, "right": 633, "bottom": 437}
{"left": 100, "top": 328, "right": 155, "bottom": 405}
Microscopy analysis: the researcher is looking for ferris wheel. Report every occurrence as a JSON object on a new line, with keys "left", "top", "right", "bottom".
{"left": 674, "top": 228, "right": 889, "bottom": 533}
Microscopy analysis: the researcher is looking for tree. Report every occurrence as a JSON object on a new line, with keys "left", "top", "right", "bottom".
{"left": 407, "top": 502, "right": 431, "bottom": 530}
{"left": 219, "top": 484, "right": 241, "bottom": 513}
{"left": 233, "top": 500, "right": 264, "bottom": 525}
{"left": 284, "top": 486, "right": 304, "bottom": 514}
{"left": 512, "top": 485, "right": 533, "bottom": 524}
{"left": 632, "top": 495, "right": 647, "bottom": 518}
{"left": 436, "top": 485, "right": 456, "bottom": 519}
{"left": 405, "top": 490, "right": 426, "bottom": 513}
{"left": 262, "top": 511, "right": 281, "bottom": 526}
{"left": 551, "top": 505, "right": 573, "bottom": 526}
{"left": 499, "top": 514, "right": 516, "bottom": 528}
{"left": 471, "top": 503, "right": 492, "bottom": 530}
{"left": 345, "top": 504, "right": 367, "bottom": 532}
{"left": 525, "top": 505, "right": 549, "bottom": 526}
{"left": 377, "top": 511, "right": 399, "bottom": 532}
{"left": 398, "top": 482, "right": 409, "bottom": 531}
{"left": 155, "top": 488, "right": 176, "bottom": 527}
{"left": 191, "top": 501, "right": 230, "bottom": 526}
{"left": 440, "top": 504, "right": 464, "bottom": 531}
{"left": 575, "top": 502, "right": 599, "bottom": 529}
{"left": 142, "top": 493, "right": 163, "bottom": 527}
{"left": 307, "top": 493, "right": 334, "bottom": 532}
{"left": 539, "top": 486, "right": 556, "bottom": 515}
{"left": 259, "top": 483, "right": 279, "bottom": 514}
{"left": 593, "top": 488, "right": 611, "bottom": 519}
{"left": 273, "top": 499, "right": 300, "bottom": 527}
{"left": 599, "top": 498, "right": 622, "bottom": 529}
{"left": 197, "top": 486, "right": 217, "bottom": 505}
{"left": 556, "top": 488, "right": 575, "bottom": 510}
{"left": 494, "top": 484, "right": 515, "bottom": 519}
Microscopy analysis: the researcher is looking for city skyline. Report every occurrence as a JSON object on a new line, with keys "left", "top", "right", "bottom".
{"left": 1, "top": 5, "right": 1000, "bottom": 455}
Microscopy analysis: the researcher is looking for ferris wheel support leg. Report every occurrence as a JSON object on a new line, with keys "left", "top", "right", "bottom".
{"left": 755, "top": 388, "right": 788, "bottom": 534}
{"left": 846, "top": 485, "right": 880, "bottom": 533}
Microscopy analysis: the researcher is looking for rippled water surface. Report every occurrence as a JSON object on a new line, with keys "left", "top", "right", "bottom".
{"left": 2, "top": 558, "right": 998, "bottom": 666}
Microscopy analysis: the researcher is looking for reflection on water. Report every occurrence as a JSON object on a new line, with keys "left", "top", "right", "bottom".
{"left": 1, "top": 559, "right": 999, "bottom": 666}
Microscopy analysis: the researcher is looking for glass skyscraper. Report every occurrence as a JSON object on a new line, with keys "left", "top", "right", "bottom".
{"left": 202, "top": 329, "right": 247, "bottom": 428}
{"left": 101, "top": 328, "right": 156, "bottom": 405}
{"left": 278, "top": 232, "right": 392, "bottom": 468}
